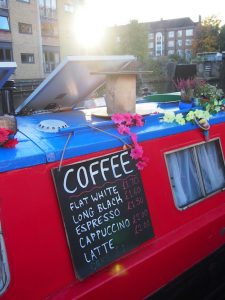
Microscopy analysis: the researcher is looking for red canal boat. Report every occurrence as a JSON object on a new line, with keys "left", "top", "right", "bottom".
{"left": 0, "top": 57, "right": 224, "bottom": 299}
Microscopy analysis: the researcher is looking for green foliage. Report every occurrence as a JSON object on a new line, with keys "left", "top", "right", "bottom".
{"left": 219, "top": 25, "right": 225, "bottom": 51}
{"left": 103, "top": 20, "right": 149, "bottom": 61}
{"left": 192, "top": 15, "right": 221, "bottom": 55}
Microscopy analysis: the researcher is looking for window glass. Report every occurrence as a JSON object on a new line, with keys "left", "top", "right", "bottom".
{"left": 196, "top": 140, "right": 225, "bottom": 194}
{"left": 39, "top": 0, "right": 57, "bottom": 18}
{"left": 185, "top": 39, "right": 192, "bottom": 46}
{"left": 21, "top": 53, "right": 35, "bottom": 63}
{"left": 0, "top": 0, "right": 8, "bottom": 9}
{"left": 0, "top": 16, "right": 9, "bottom": 30}
{"left": 19, "top": 23, "right": 32, "bottom": 34}
{"left": 0, "top": 43, "right": 13, "bottom": 61}
{"left": 148, "top": 42, "right": 154, "bottom": 48}
{"left": 5, "top": 49, "right": 11, "bottom": 61}
{"left": 168, "top": 49, "right": 175, "bottom": 55}
{"left": 168, "top": 31, "right": 174, "bottom": 38}
{"left": 64, "top": 3, "right": 74, "bottom": 13}
{"left": 148, "top": 33, "right": 154, "bottom": 40}
{"left": 168, "top": 40, "right": 174, "bottom": 47}
{"left": 41, "top": 22, "right": 58, "bottom": 36}
{"left": 166, "top": 140, "right": 225, "bottom": 209}
{"left": 43, "top": 49, "right": 60, "bottom": 73}
{"left": 167, "top": 148, "right": 203, "bottom": 207}
{"left": 186, "top": 29, "right": 193, "bottom": 36}
{"left": 177, "top": 40, "right": 182, "bottom": 47}
{"left": 177, "top": 30, "right": 182, "bottom": 37}
{"left": 0, "top": 49, "right": 4, "bottom": 60}
{"left": 17, "top": 0, "right": 30, "bottom": 2}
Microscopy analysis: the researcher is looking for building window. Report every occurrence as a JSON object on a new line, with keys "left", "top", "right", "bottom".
{"left": 39, "top": 0, "right": 57, "bottom": 19}
{"left": 21, "top": 53, "right": 35, "bottom": 63}
{"left": 43, "top": 47, "right": 60, "bottom": 73}
{"left": 148, "top": 42, "right": 154, "bottom": 49}
{"left": 18, "top": 22, "right": 32, "bottom": 34}
{"left": 148, "top": 33, "right": 154, "bottom": 40}
{"left": 17, "top": 0, "right": 30, "bottom": 3}
{"left": 186, "top": 29, "right": 193, "bottom": 36}
{"left": 177, "top": 30, "right": 182, "bottom": 38}
{"left": 155, "top": 32, "right": 163, "bottom": 56}
{"left": 41, "top": 21, "right": 58, "bottom": 36}
{"left": 168, "top": 40, "right": 174, "bottom": 47}
{"left": 0, "top": 0, "right": 8, "bottom": 9}
{"left": 166, "top": 139, "right": 225, "bottom": 209}
{"left": 0, "top": 42, "right": 13, "bottom": 61}
{"left": 0, "top": 16, "right": 9, "bottom": 31}
{"left": 177, "top": 39, "right": 182, "bottom": 47}
{"left": 168, "top": 31, "right": 174, "bottom": 38}
{"left": 177, "top": 49, "right": 183, "bottom": 57}
{"left": 64, "top": 3, "right": 74, "bottom": 13}
{"left": 168, "top": 49, "right": 175, "bottom": 55}
{"left": 185, "top": 39, "right": 192, "bottom": 46}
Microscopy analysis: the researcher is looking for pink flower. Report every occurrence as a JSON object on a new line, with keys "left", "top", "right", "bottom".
{"left": 3, "top": 138, "right": 18, "bottom": 148}
{"left": 0, "top": 128, "right": 10, "bottom": 143}
{"left": 117, "top": 124, "right": 130, "bottom": 135}
{"left": 132, "top": 114, "right": 144, "bottom": 126}
{"left": 111, "top": 113, "right": 125, "bottom": 125}
{"left": 136, "top": 156, "right": 149, "bottom": 170}
{"left": 130, "top": 132, "right": 138, "bottom": 145}
{"left": 130, "top": 144, "right": 143, "bottom": 160}
{"left": 123, "top": 113, "right": 133, "bottom": 126}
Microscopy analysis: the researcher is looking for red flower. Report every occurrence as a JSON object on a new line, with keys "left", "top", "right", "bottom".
{"left": 3, "top": 138, "right": 18, "bottom": 148}
{"left": 0, "top": 128, "right": 10, "bottom": 143}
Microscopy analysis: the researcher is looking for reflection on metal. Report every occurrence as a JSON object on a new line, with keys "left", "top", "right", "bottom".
{"left": 15, "top": 55, "right": 136, "bottom": 114}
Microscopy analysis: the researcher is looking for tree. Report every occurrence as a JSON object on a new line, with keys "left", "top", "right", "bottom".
{"left": 219, "top": 25, "right": 225, "bottom": 51}
{"left": 103, "top": 20, "right": 149, "bottom": 61}
{"left": 192, "top": 16, "right": 221, "bottom": 55}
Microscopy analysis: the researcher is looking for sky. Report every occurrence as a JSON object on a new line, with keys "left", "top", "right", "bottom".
{"left": 74, "top": 0, "right": 225, "bottom": 48}
{"left": 83, "top": 0, "right": 225, "bottom": 26}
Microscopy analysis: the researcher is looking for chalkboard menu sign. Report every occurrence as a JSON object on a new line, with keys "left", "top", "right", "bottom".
{"left": 52, "top": 150, "right": 154, "bottom": 280}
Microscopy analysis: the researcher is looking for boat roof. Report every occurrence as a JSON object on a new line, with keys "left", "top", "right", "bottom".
{"left": 1, "top": 102, "right": 225, "bottom": 172}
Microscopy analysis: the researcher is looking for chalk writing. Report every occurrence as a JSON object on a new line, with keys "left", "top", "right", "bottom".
{"left": 52, "top": 150, "right": 154, "bottom": 280}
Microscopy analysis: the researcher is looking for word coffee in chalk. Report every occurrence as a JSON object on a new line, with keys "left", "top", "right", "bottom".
{"left": 52, "top": 150, "right": 154, "bottom": 280}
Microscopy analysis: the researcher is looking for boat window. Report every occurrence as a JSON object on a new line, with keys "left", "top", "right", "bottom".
{"left": 166, "top": 139, "right": 225, "bottom": 209}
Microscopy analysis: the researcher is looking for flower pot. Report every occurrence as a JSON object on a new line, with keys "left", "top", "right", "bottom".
{"left": 179, "top": 101, "right": 193, "bottom": 110}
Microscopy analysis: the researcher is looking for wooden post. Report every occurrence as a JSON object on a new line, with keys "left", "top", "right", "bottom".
{"left": 105, "top": 73, "right": 136, "bottom": 114}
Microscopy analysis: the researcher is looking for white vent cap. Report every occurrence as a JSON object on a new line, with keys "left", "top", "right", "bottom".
{"left": 37, "top": 119, "right": 69, "bottom": 133}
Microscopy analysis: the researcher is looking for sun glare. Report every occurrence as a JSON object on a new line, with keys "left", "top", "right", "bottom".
{"left": 74, "top": 4, "right": 106, "bottom": 50}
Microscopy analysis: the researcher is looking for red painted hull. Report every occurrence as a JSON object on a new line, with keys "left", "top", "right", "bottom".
{"left": 1, "top": 125, "right": 225, "bottom": 299}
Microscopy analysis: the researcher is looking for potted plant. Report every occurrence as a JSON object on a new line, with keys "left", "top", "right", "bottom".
{"left": 173, "top": 78, "right": 196, "bottom": 110}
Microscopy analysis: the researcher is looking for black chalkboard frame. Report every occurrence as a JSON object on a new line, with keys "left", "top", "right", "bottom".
{"left": 52, "top": 149, "right": 154, "bottom": 280}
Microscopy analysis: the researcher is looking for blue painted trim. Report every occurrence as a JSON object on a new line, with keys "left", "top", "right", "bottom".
{"left": 1, "top": 111, "right": 225, "bottom": 172}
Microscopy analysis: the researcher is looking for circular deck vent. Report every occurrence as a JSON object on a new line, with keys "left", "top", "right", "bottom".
{"left": 37, "top": 119, "right": 69, "bottom": 133}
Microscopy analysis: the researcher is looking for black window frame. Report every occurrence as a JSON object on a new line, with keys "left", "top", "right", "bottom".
{"left": 21, "top": 53, "right": 35, "bottom": 64}
{"left": 0, "top": 42, "right": 13, "bottom": 62}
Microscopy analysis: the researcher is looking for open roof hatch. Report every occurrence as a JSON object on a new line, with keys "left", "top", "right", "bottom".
{"left": 15, "top": 55, "right": 136, "bottom": 115}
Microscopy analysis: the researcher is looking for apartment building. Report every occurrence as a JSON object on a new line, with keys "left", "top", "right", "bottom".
{"left": 147, "top": 17, "right": 200, "bottom": 60}
{"left": 0, "top": 0, "right": 79, "bottom": 80}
